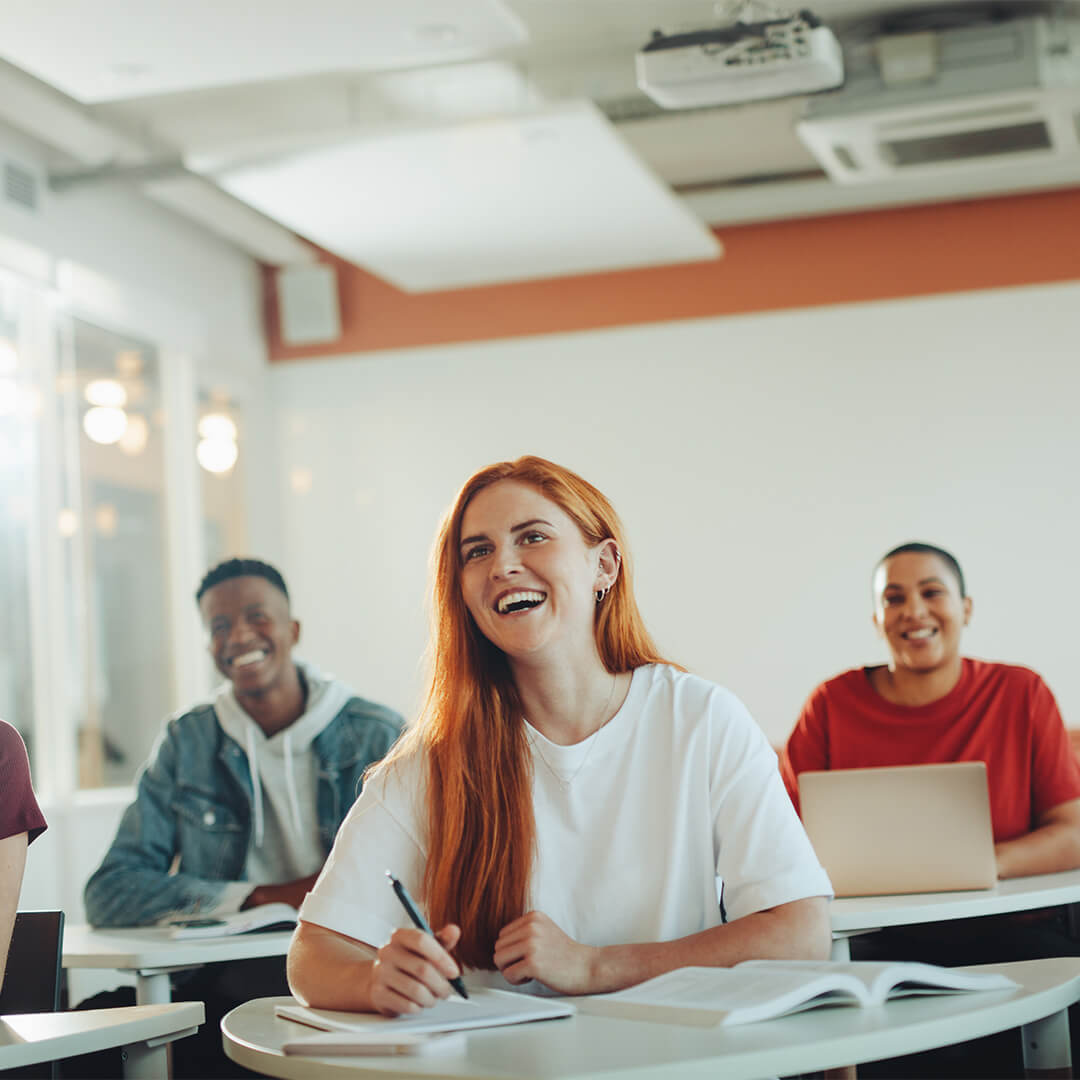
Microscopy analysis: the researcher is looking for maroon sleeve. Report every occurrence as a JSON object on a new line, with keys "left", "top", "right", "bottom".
{"left": 0, "top": 721, "right": 47, "bottom": 844}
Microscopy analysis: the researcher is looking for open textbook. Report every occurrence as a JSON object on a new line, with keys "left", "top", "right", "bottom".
{"left": 578, "top": 960, "right": 1018, "bottom": 1028}
{"left": 276, "top": 987, "right": 574, "bottom": 1046}
{"left": 167, "top": 902, "right": 298, "bottom": 940}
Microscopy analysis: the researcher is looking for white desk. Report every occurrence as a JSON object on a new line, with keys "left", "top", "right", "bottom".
{"left": 0, "top": 1001, "right": 203, "bottom": 1079}
{"left": 63, "top": 924, "right": 294, "bottom": 1005}
{"left": 830, "top": 868, "right": 1080, "bottom": 960}
{"left": 222, "top": 959, "right": 1080, "bottom": 1080}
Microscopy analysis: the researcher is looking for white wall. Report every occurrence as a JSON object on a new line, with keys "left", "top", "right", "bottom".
{"left": 268, "top": 280, "right": 1080, "bottom": 745}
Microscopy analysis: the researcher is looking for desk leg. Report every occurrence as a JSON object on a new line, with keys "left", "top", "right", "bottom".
{"left": 134, "top": 971, "right": 172, "bottom": 1006}
{"left": 1022, "top": 1008, "right": 1072, "bottom": 1079}
{"left": 120, "top": 1041, "right": 168, "bottom": 1079}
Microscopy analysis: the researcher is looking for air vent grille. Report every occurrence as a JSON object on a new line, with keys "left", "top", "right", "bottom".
{"left": 3, "top": 160, "right": 39, "bottom": 211}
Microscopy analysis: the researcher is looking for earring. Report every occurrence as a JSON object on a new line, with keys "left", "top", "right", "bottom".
{"left": 595, "top": 586, "right": 610, "bottom": 604}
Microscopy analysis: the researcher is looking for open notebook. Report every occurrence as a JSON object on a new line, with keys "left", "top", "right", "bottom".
{"left": 166, "top": 902, "right": 298, "bottom": 939}
{"left": 276, "top": 986, "right": 575, "bottom": 1041}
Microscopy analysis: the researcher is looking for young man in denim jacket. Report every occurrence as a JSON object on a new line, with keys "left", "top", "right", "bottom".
{"left": 76, "top": 557, "right": 402, "bottom": 1077}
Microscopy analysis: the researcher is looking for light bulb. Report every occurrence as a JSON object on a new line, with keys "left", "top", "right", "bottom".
{"left": 197, "top": 413, "right": 238, "bottom": 442}
{"left": 83, "top": 406, "right": 128, "bottom": 445}
{"left": 196, "top": 436, "right": 238, "bottom": 474}
{"left": 85, "top": 379, "right": 127, "bottom": 408}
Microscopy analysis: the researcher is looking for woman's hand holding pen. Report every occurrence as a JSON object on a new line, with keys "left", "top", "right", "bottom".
{"left": 369, "top": 924, "right": 463, "bottom": 1016}
{"left": 494, "top": 911, "right": 597, "bottom": 994}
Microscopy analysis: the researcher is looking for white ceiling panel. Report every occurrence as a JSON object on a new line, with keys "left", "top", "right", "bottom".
{"left": 0, "top": 0, "right": 527, "bottom": 103}
{"left": 214, "top": 101, "right": 722, "bottom": 291}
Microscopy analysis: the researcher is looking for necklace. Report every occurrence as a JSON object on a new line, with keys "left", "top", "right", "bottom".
{"left": 526, "top": 673, "right": 619, "bottom": 790}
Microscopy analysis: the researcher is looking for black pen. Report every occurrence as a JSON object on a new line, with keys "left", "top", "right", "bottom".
{"left": 385, "top": 870, "right": 468, "bottom": 1000}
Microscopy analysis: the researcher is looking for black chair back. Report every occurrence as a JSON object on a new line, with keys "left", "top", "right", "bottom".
{"left": 0, "top": 910, "right": 64, "bottom": 1014}
{"left": 0, "top": 910, "right": 64, "bottom": 1080}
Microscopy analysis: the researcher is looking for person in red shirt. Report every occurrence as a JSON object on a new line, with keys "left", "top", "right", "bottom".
{"left": 781, "top": 541, "right": 1080, "bottom": 1078}
{"left": 781, "top": 541, "right": 1080, "bottom": 879}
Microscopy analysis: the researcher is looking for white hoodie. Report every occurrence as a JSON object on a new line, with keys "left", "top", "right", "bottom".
{"left": 212, "top": 658, "right": 353, "bottom": 913}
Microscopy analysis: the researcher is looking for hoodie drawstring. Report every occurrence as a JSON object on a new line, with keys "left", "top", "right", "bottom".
{"left": 246, "top": 724, "right": 264, "bottom": 847}
{"left": 283, "top": 731, "right": 303, "bottom": 837}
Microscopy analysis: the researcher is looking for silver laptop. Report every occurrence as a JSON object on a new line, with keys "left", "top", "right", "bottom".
{"left": 798, "top": 762, "right": 997, "bottom": 897}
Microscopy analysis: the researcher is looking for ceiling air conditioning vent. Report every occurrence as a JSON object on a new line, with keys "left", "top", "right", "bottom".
{"left": 3, "top": 158, "right": 39, "bottom": 211}
{"left": 797, "top": 16, "right": 1080, "bottom": 183}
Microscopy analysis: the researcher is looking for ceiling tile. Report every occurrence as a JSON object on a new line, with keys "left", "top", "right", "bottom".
{"left": 0, "top": 0, "right": 527, "bottom": 103}
{"left": 215, "top": 101, "right": 722, "bottom": 291}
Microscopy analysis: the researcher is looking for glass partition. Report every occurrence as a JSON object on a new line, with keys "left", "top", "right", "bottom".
{"left": 58, "top": 318, "right": 176, "bottom": 788}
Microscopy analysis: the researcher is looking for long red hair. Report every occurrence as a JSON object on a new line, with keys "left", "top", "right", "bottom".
{"left": 383, "top": 456, "right": 671, "bottom": 969}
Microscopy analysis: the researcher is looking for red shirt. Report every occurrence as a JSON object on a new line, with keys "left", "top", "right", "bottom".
{"left": 780, "top": 658, "right": 1080, "bottom": 843}
{"left": 0, "top": 720, "right": 46, "bottom": 844}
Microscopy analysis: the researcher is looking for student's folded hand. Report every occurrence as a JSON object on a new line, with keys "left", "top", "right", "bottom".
{"left": 494, "top": 911, "right": 595, "bottom": 994}
{"left": 369, "top": 924, "right": 462, "bottom": 1017}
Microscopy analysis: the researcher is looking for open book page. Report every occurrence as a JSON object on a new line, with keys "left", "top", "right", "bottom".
{"left": 578, "top": 966, "right": 869, "bottom": 1027}
{"left": 578, "top": 961, "right": 1019, "bottom": 1028}
{"left": 276, "top": 987, "right": 574, "bottom": 1038}
{"left": 167, "top": 902, "right": 299, "bottom": 939}
{"left": 738, "top": 960, "right": 1019, "bottom": 1005}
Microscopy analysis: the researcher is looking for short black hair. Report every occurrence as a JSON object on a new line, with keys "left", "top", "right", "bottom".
{"left": 875, "top": 542, "right": 966, "bottom": 598}
{"left": 195, "top": 557, "right": 290, "bottom": 604}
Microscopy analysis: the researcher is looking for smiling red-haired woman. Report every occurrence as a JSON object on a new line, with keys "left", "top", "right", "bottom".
{"left": 288, "top": 456, "right": 832, "bottom": 1015}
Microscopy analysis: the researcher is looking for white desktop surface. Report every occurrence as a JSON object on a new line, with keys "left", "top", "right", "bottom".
{"left": 63, "top": 923, "right": 294, "bottom": 1004}
{"left": 0, "top": 1001, "right": 203, "bottom": 1078}
{"left": 63, "top": 923, "right": 295, "bottom": 969}
{"left": 831, "top": 867, "right": 1080, "bottom": 933}
{"left": 223, "top": 959, "right": 1080, "bottom": 1080}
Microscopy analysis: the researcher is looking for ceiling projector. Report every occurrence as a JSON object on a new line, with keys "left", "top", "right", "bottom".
{"left": 636, "top": 8, "right": 844, "bottom": 109}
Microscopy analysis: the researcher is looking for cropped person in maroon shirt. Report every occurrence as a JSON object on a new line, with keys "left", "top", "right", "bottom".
{"left": 0, "top": 719, "right": 47, "bottom": 992}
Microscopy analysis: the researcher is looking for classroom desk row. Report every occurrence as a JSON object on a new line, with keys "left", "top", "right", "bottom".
{"left": 61, "top": 867, "right": 1080, "bottom": 1001}
{"left": 5, "top": 963, "right": 1079, "bottom": 1080}
{"left": 9, "top": 868, "right": 1080, "bottom": 1079}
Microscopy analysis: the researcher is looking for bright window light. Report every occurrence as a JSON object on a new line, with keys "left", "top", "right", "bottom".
{"left": 57, "top": 508, "right": 80, "bottom": 538}
{"left": 0, "top": 339, "right": 17, "bottom": 376}
{"left": 0, "top": 378, "right": 17, "bottom": 416}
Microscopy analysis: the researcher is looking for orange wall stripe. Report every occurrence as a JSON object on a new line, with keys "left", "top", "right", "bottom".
{"left": 264, "top": 187, "right": 1080, "bottom": 361}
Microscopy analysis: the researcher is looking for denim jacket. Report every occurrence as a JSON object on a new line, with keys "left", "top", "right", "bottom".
{"left": 84, "top": 695, "right": 402, "bottom": 927}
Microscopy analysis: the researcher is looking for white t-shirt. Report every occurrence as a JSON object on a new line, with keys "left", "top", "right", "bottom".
{"left": 299, "top": 664, "right": 832, "bottom": 968}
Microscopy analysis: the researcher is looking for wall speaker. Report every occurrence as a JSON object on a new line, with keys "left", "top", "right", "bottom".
{"left": 276, "top": 263, "right": 341, "bottom": 346}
